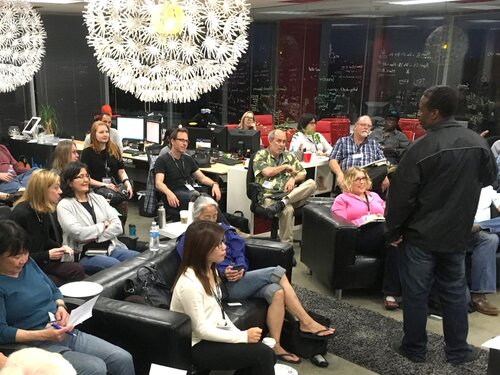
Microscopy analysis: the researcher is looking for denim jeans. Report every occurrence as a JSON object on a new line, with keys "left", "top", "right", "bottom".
{"left": 225, "top": 266, "right": 286, "bottom": 304}
{"left": 399, "top": 243, "right": 472, "bottom": 362}
{"left": 79, "top": 247, "right": 140, "bottom": 274}
{"left": 37, "top": 330, "right": 135, "bottom": 375}
{"left": 0, "top": 168, "right": 37, "bottom": 194}
{"left": 478, "top": 216, "right": 500, "bottom": 234}
{"left": 467, "top": 231, "right": 498, "bottom": 293}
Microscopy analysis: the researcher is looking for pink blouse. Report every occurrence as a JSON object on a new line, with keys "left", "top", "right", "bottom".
{"left": 331, "top": 191, "right": 385, "bottom": 227}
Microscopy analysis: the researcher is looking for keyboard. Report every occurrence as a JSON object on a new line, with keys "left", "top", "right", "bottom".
{"left": 123, "top": 148, "right": 144, "bottom": 156}
{"left": 216, "top": 156, "right": 242, "bottom": 166}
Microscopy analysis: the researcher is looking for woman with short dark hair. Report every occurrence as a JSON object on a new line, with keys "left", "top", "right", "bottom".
{"left": 289, "top": 113, "right": 332, "bottom": 155}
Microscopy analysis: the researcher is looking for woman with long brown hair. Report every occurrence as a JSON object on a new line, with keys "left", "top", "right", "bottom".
{"left": 171, "top": 220, "right": 276, "bottom": 374}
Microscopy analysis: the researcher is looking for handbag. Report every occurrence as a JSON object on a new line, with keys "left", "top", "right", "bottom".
{"left": 94, "top": 182, "right": 128, "bottom": 206}
{"left": 224, "top": 211, "right": 250, "bottom": 233}
{"left": 124, "top": 265, "right": 171, "bottom": 309}
{"left": 192, "top": 149, "right": 211, "bottom": 168}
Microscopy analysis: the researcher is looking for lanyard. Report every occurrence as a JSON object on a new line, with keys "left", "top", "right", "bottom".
{"left": 363, "top": 192, "right": 371, "bottom": 214}
{"left": 169, "top": 153, "right": 187, "bottom": 180}
{"left": 212, "top": 283, "right": 226, "bottom": 320}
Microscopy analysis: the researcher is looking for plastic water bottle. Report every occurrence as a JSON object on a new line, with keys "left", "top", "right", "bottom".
{"left": 157, "top": 205, "right": 166, "bottom": 229}
{"left": 7, "top": 164, "right": 14, "bottom": 176}
{"left": 149, "top": 221, "right": 160, "bottom": 252}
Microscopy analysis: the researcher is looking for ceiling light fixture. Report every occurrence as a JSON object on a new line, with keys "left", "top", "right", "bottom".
{"left": 388, "top": 0, "right": 458, "bottom": 5}
{"left": 0, "top": 0, "right": 46, "bottom": 93}
{"left": 84, "top": 0, "right": 251, "bottom": 103}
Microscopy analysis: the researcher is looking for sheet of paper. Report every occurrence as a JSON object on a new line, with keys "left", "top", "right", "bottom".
{"left": 149, "top": 364, "right": 187, "bottom": 375}
{"left": 68, "top": 295, "right": 99, "bottom": 326}
{"left": 482, "top": 335, "right": 500, "bottom": 349}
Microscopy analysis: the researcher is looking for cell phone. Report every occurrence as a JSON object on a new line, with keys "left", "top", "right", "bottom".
{"left": 232, "top": 265, "right": 244, "bottom": 271}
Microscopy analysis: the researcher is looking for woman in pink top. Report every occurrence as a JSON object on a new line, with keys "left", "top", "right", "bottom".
{"left": 331, "top": 167, "right": 401, "bottom": 310}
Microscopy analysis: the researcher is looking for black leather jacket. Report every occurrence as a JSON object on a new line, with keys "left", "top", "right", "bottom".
{"left": 385, "top": 118, "right": 497, "bottom": 253}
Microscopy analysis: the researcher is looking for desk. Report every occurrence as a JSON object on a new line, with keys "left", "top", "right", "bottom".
{"left": 226, "top": 156, "right": 332, "bottom": 235}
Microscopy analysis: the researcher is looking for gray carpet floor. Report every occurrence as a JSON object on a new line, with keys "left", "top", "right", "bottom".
{"left": 294, "top": 286, "right": 488, "bottom": 375}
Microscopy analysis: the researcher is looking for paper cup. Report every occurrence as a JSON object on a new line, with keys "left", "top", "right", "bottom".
{"left": 180, "top": 210, "right": 190, "bottom": 224}
{"left": 303, "top": 151, "right": 312, "bottom": 163}
{"left": 262, "top": 337, "right": 276, "bottom": 348}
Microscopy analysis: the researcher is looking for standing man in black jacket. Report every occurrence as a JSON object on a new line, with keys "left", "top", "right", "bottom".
{"left": 386, "top": 86, "right": 497, "bottom": 365}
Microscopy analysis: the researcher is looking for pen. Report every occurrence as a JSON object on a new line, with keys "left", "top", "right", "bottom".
{"left": 51, "top": 323, "right": 77, "bottom": 337}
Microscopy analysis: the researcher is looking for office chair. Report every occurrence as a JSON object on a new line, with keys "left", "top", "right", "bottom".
{"left": 246, "top": 152, "right": 280, "bottom": 239}
{"left": 141, "top": 144, "right": 163, "bottom": 217}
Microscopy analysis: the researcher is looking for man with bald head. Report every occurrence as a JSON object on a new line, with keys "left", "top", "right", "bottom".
{"left": 329, "top": 115, "right": 389, "bottom": 195}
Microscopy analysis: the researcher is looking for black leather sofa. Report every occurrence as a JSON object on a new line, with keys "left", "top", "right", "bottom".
{"left": 301, "top": 203, "right": 384, "bottom": 299}
{"left": 71, "top": 237, "right": 294, "bottom": 375}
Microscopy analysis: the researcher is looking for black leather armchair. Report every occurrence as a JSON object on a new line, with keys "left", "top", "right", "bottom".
{"left": 301, "top": 204, "right": 384, "bottom": 299}
{"left": 71, "top": 237, "right": 294, "bottom": 375}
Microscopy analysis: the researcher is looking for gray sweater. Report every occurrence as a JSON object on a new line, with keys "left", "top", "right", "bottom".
{"left": 57, "top": 192, "right": 125, "bottom": 255}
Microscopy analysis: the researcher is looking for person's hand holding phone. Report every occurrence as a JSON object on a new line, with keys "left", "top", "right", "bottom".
{"left": 224, "top": 265, "right": 244, "bottom": 282}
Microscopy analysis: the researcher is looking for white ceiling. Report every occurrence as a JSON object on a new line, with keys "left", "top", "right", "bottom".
{"left": 30, "top": 0, "right": 500, "bottom": 20}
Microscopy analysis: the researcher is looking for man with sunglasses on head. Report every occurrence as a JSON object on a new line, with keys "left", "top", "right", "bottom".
{"left": 154, "top": 127, "right": 221, "bottom": 221}
{"left": 329, "top": 115, "right": 389, "bottom": 196}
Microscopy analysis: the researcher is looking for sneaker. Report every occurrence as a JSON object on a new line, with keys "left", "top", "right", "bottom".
{"left": 384, "top": 296, "right": 399, "bottom": 311}
{"left": 390, "top": 340, "right": 425, "bottom": 363}
{"left": 265, "top": 200, "right": 285, "bottom": 218}
{"left": 448, "top": 346, "right": 480, "bottom": 366}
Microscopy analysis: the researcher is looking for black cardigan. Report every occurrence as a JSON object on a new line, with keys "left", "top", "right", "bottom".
{"left": 11, "top": 201, "right": 61, "bottom": 263}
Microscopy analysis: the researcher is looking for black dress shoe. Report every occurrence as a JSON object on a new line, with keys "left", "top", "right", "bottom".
{"left": 265, "top": 201, "right": 285, "bottom": 218}
{"left": 449, "top": 347, "right": 480, "bottom": 366}
{"left": 390, "top": 340, "right": 425, "bottom": 363}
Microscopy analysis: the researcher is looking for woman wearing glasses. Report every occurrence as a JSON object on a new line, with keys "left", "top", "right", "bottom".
{"left": 331, "top": 167, "right": 401, "bottom": 310}
{"left": 171, "top": 220, "right": 276, "bottom": 374}
{"left": 289, "top": 113, "right": 332, "bottom": 155}
{"left": 176, "top": 196, "right": 335, "bottom": 364}
{"left": 81, "top": 120, "right": 133, "bottom": 225}
{"left": 11, "top": 169, "right": 85, "bottom": 286}
{"left": 237, "top": 111, "right": 258, "bottom": 130}
{"left": 57, "top": 162, "right": 139, "bottom": 274}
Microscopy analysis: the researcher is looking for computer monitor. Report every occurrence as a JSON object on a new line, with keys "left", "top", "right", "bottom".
{"left": 116, "top": 117, "right": 145, "bottom": 141}
{"left": 22, "top": 116, "right": 41, "bottom": 136}
{"left": 186, "top": 125, "right": 228, "bottom": 151}
{"left": 227, "top": 129, "right": 260, "bottom": 155}
{"left": 146, "top": 120, "right": 161, "bottom": 144}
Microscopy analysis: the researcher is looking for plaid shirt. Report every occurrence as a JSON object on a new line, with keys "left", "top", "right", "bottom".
{"left": 329, "top": 135, "right": 384, "bottom": 170}
{"left": 253, "top": 148, "right": 305, "bottom": 200}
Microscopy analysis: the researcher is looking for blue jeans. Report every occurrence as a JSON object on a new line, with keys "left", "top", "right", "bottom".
{"left": 225, "top": 266, "right": 286, "bottom": 304}
{"left": 468, "top": 231, "right": 498, "bottom": 293}
{"left": 37, "top": 330, "right": 135, "bottom": 375}
{"left": 399, "top": 243, "right": 472, "bottom": 362}
{"left": 478, "top": 217, "right": 500, "bottom": 234}
{"left": 79, "top": 247, "right": 140, "bottom": 274}
{"left": 0, "top": 168, "right": 37, "bottom": 193}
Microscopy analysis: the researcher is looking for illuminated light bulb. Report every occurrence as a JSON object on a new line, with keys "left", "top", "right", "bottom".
{"left": 442, "top": 43, "right": 448, "bottom": 49}
{"left": 151, "top": 1, "right": 185, "bottom": 35}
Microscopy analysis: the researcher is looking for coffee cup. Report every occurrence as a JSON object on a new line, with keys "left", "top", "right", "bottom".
{"left": 262, "top": 337, "right": 276, "bottom": 348}
{"left": 180, "top": 210, "right": 190, "bottom": 224}
{"left": 303, "top": 151, "right": 312, "bottom": 163}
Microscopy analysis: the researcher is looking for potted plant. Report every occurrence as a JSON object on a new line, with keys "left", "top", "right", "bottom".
{"left": 39, "top": 104, "right": 59, "bottom": 136}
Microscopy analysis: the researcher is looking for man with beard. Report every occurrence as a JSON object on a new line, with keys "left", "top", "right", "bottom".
{"left": 329, "top": 115, "right": 389, "bottom": 195}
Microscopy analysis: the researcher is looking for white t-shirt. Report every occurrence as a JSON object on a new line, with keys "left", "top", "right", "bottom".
{"left": 475, "top": 185, "right": 500, "bottom": 222}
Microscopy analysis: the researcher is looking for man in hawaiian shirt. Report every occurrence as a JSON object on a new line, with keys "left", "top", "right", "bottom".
{"left": 253, "top": 129, "right": 316, "bottom": 243}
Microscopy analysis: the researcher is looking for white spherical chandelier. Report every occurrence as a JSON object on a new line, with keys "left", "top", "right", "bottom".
{"left": 0, "top": 0, "right": 46, "bottom": 93}
{"left": 84, "top": 0, "right": 251, "bottom": 103}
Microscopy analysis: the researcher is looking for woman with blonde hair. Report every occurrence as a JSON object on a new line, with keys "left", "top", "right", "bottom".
{"left": 11, "top": 169, "right": 85, "bottom": 286}
{"left": 51, "top": 140, "right": 79, "bottom": 175}
{"left": 331, "top": 166, "right": 401, "bottom": 310}
{"left": 81, "top": 120, "right": 133, "bottom": 225}
{"left": 238, "top": 111, "right": 257, "bottom": 130}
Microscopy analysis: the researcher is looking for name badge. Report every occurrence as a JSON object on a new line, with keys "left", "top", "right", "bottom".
{"left": 185, "top": 183, "right": 195, "bottom": 191}
{"left": 263, "top": 181, "right": 273, "bottom": 189}
{"left": 102, "top": 178, "right": 112, "bottom": 184}
{"left": 352, "top": 153, "right": 363, "bottom": 159}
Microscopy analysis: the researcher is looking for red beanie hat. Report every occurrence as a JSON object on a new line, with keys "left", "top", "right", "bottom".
{"left": 101, "top": 104, "right": 112, "bottom": 116}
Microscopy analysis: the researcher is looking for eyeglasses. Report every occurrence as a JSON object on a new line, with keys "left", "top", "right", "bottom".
{"left": 218, "top": 236, "right": 227, "bottom": 246}
{"left": 175, "top": 138, "right": 188, "bottom": 143}
{"left": 245, "top": 116, "right": 254, "bottom": 121}
{"left": 74, "top": 174, "right": 90, "bottom": 180}
{"left": 353, "top": 177, "right": 368, "bottom": 182}
{"left": 357, "top": 123, "right": 372, "bottom": 129}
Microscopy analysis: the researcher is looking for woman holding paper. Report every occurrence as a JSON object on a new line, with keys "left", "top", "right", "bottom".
{"left": 331, "top": 167, "right": 401, "bottom": 310}
{"left": 0, "top": 220, "right": 135, "bottom": 375}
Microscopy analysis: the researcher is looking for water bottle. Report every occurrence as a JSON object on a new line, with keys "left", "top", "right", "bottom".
{"left": 128, "top": 224, "right": 136, "bottom": 237}
{"left": 149, "top": 221, "right": 160, "bottom": 252}
{"left": 7, "top": 164, "right": 14, "bottom": 176}
{"left": 157, "top": 205, "right": 166, "bottom": 229}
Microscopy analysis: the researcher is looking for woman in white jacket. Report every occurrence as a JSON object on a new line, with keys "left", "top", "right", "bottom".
{"left": 289, "top": 113, "right": 332, "bottom": 155}
{"left": 57, "top": 161, "right": 139, "bottom": 274}
{"left": 171, "top": 220, "right": 276, "bottom": 374}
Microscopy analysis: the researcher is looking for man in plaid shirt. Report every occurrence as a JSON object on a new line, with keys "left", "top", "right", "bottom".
{"left": 253, "top": 129, "right": 316, "bottom": 243}
{"left": 329, "top": 115, "right": 389, "bottom": 195}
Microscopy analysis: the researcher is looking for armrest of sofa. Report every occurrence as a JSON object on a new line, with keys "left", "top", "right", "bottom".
{"left": 301, "top": 204, "right": 358, "bottom": 288}
{"left": 244, "top": 238, "right": 294, "bottom": 281}
{"left": 75, "top": 296, "right": 192, "bottom": 373}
